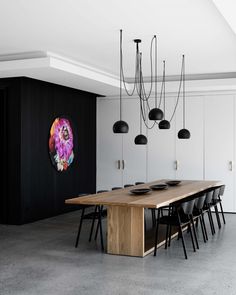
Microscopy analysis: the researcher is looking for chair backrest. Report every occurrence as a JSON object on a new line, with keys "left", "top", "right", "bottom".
{"left": 78, "top": 193, "right": 90, "bottom": 197}
{"left": 97, "top": 190, "right": 109, "bottom": 193}
{"left": 124, "top": 184, "right": 134, "bottom": 188}
{"left": 112, "top": 187, "right": 122, "bottom": 190}
{"left": 180, "top": 199, "right": 196, "bottom": 215}
{"left": 135, "top": 182, "right": 145, "bottom": 185}
{"left": 219, "top": 185, "right": 225, "bottom": 196}
{"left": 212, "top": 187, "right": 221, "bottom": 200}
{"left": 194, "top": 194, "right": 206, "bottom": 210}
{"left": 205, "top": 190, "right": 214, "bottom": 204}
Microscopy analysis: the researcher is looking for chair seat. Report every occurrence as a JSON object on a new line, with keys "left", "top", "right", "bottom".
{"left": 211, "top": 199, "right": 221, "bottom": 205}
{"left": 159, "top": 214, "right": 190, "bottom": 226}
{"left": 83, "top": 208, "right": 107, "bottom": 220}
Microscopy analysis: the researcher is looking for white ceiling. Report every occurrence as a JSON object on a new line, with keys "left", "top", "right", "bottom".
{"left": 0, "top": 0, "right": 236, "bottom": 95}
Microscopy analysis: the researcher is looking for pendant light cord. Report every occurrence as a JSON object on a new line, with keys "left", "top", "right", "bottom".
{"left": 169, "top": 55, "right": 184, "bottom": 123}
{"left": 155, "top": 35, "right": 157, "bottom": 108}
{"left": 118, "top": 30, "right": 186, "bottom": 131}
{"left": 120, "top": 29, "right": 122, "bottom": 121}
{"left": 183, "top": 55, "right": 185, "bottom": 128}
{"left": 163, "top": 61, "right": 166, "bottom": 119}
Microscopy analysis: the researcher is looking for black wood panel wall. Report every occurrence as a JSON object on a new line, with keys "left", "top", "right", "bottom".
{"left": 0, "top": 77, "right": 97, "bottom": 224}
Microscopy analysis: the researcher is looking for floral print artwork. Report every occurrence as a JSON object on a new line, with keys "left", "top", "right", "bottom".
{"left": 49, "top": 117, "right": 74, "bottom": 171}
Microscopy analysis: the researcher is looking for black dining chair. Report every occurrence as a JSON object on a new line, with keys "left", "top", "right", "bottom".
{"left": 154, "top": 197, "right": 197, "bottom": 259}
{"left": 211, "top": 185, "right": 226, "bottom": 228}
{"left": 135, "top": 182, "right": 145, "bottom": 185}
{"left": 75, "top": 190, "right": 108, "bottom": 251}
{"left": 112, "top": 187, "right": 122, "bottom": 190}
{"left": 202, "top": 189, "right": 215, "bottom": 235}
{"left": 192, "top": 194, "right": 208, "bottom": 244}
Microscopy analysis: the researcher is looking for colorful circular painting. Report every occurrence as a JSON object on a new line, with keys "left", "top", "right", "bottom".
{"left": 49, "top": 117, "right": 74, "bottom": 172}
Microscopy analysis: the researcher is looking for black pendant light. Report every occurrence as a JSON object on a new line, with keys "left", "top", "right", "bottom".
{"left": 135, "top": 134, "right": 147, "bottom": 145}
{"left": 159, "top": 61, "right": 170, "bottom": 129}
{"left": 149, "top": 36, "right": 164, "bottom": 121}
{"left": 113, "top": 30, "right": 129, "bottom": 134}
{"left": 178, "top": 55, "right": 191, "bottom": 139}
{"left": 135, "top": 56, "right": 148, "bottom": 145}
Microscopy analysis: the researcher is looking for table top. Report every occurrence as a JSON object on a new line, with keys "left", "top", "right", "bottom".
{"left": 65, "top": 179, "right": 222, "bottom": 209}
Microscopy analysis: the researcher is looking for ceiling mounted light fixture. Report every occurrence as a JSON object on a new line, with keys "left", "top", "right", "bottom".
{"left": 113, "top": 30, "right": 191, "bottom": 141}
{"left": 158, "top": 61, "right": 170, "bottom": 130}
{"left": 113, "top": 30, "right": 129, "bottom": 133}
{"left": 178, "top": 55, "right": 191, "bottom": 139}
{"left": 134, "top": 101, "right": 148, "bottom": 145}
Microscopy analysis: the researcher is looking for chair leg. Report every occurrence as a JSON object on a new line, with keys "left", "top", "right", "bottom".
{"left": 154, "top": 209, "right": 160, "bottom": 256}
{"left": 89, "top": 206, "right": 98, "bottom": 242}
{"left": 199, "top": 216, "right": 206, "bottom": 243}
{"left": 214, "top": 205, "right": 221, "bottom": 229}
{"left": 179, "top": 225, "right": 188, "bottom": 259}
{"left": 98, "top": 206, "right": 104, "bottom": 252}
{"left": 177, "top": 229, "right": 181, "bottom": 240}
{"left": 188, "top": 224, "right": 196, "bottom": 252}
{"left": 168, "top": 225, "right": 172, "bottom": 247}
{"left": 202, "top": 213, "right": 208, "bottom": 241}
{"left": 190, "top": 215, "right": 199, "bottom": 249}
{"left": 219, "top": 202, "right": 226, "bottom": 224}
{"left": 151, "top": 209, "right": 156, "bottom": 227}
{"left": 195, "top": 218, "right": 199, "bottom": 228}
{"left": 165, "top": 224, "right": 170, "bottom": 249}
{"left": 75, "top": 207, "right": 85, "bottom": 248}
{"left": 207, "top": 208, "right": 215, "bottom": 235}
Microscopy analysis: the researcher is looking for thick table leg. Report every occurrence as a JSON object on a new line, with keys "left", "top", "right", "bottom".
{"left": 107, "top": 206, "right": 144, "bottom": 257}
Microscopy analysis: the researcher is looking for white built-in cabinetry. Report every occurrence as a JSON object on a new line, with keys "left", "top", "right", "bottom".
{"left": 96, "top": 98, "right": 147, "bottom": 190}
{"left": 204, "top": 95, "right": 235, "bottom": 212}
{"left": 97, "top": 92, "right": 236, "bottom": 212}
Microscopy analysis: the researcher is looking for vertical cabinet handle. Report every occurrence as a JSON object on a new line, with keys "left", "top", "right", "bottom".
{"left": 122, "top": 160, "right": 125, "bottom": 170}
{"left": 117, "top": 160, "right": 121, "bottom": 170}
{"left": 229, "top": 161, "right": 233, "bottom": 171}
{"left": 175, "top": 160, "right": 179, "bottom": 170}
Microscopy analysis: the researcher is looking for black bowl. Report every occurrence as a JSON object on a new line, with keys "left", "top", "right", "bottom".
{"left": 150, "top": 184, "right": 168, "bottom": 190}
{"left": 165, "top": 180, "right": 181, "bottom": 186}
{"left": 130, "top": 188, "right": 151, "bottom": 195}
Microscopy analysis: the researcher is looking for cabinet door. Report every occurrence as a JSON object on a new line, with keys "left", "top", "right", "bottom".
{"left": 176, "top": 96, "right": 204, "bottom": 180}
{"left": 97, "top": 99, "right": 123, "bottom": 191}
{"left": 122, "top": 98, "right": 147, "bottom": 185}
{"left": 205, "top": 94, "right": 235, "bottom": 212}
{"left": 148, "top": 96, "right": 176, "bottom": 181}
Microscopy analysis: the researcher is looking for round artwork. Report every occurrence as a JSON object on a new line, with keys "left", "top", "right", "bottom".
{"left": 49, "top": 117, "right": 74, "bottom": 171}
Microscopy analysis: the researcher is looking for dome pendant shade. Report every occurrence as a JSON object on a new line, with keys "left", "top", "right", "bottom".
{"left": 113, "top": 120, "right": 129, "bottom": 133}
{"left": 159, "top": 120, "right": 170, "bottom": 129}
{"left": 178, "top": 128, "right": 191, "bottom": 139}
{"left": 148, "top": 108, "right": 164, "bottom": 121}
{"left": 134, "top": 134, "right": 148, "bottom": 145}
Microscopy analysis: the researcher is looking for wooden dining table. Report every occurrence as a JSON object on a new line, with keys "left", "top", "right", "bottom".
{"left": 65, "top": 179, "right": 222, "bottom": 257}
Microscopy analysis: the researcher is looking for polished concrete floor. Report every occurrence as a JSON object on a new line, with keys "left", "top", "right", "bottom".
{"left": 0, "top": 210, "right": 236, "bottom": 295}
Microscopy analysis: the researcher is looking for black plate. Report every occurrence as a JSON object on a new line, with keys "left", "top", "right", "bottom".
{"left": 150, "top": 184, "right": 168, "bottom": 190}
{"left": 165, "top": 180, "right": 181, "bottom": 186}
{"left": 130, "top": 188, "right": 151, "bottom": 195}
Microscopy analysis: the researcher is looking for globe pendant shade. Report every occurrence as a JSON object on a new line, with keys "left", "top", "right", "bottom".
{"left": 178, "top": 128, "right": 191, "bottom": 139}
{"left": 134, "top": 134, "right": 148, "bottom": 145}
{"left": 159, "top": 120, "right": 170, "bottom": 129}
{"left": 148, "top": 108, "right": 164, "bottom": 121}
{"left": 113, "top": 120, "right": 129, "bottom": 133}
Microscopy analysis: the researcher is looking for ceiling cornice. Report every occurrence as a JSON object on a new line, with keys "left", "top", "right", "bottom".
{"left": 0, "top": 51, "right": 236, "bottom": 96}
